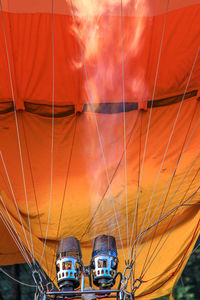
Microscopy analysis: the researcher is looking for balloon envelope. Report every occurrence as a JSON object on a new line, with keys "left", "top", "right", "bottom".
{"left": 0, "top": 0, "right": 200, "bottom": 298}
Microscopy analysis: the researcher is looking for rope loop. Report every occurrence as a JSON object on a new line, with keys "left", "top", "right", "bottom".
{"left": 132, "top": 278, "right": 143, "bottom": 291}
{"left": 32, "top": 270, "right": 44, "bottom": 294}
{"left": 121, "top": 264, "right": 133, "bottom": 291}
{"left": 46, "top": 281, "right": 54, "bottom": 292}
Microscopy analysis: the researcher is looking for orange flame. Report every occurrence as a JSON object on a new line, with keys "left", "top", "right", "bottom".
{"left": 70, "top": 0, "right": 150, "bottom": 103}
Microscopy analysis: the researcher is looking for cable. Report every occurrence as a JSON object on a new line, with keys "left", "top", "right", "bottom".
{"left": 0, "top": 0, "right": 35, "bottom": 264}
{"left": 70, "top": 0, "right": 125, "bottom": 260}
{"left": 140, "top": 167, "right": 200, "bottom": 276}
{"left": 134, "top": 47, "right": 200, "bottom": 262}
{"left": 130, "top": 200, "right": 200, "bottom": 251}
{"left": 120, "top": 0, "right": 129, "bottom": 256}
{"left": 0, "top": 208, "right": 32, "bottom": 268}
{"left": 0, "top": 152, "right": 35, "bottom": 264}
{"left": 132, "top": 114, "right": 200, "bottom": 262}
{"left": 0, "top": 164, "right": 33, "bottom": 266}
{"left": 80, "top": 113, "right": 140, "bottom": 241}
{"left": 139, "top": 103, "right": 200, "bottom": 275}
{"left": 137, "top": 161, "right": 200, "bottom": 268}
{"left": 130, "top": 183, "right": 200, "bottom": 266}
{"left": 20, "top": 114, "right": 49, "bottom": 275}
{"left": 0, "top": 267, "right": 36, "bottom": 288}
{"left": 143, "top": 231, "right": 200, "bottom": 283}
{"left": 40, "top": 0, "right": 55, "bottom": 268}
{"left": 128, "top": 0, "right": 170, "bottom": 261}
{"left": 49, "top": 117, "right": 78, "bottom": 278}
{"left": 134, "top": 221, "right": 200, "bottom": 298}
{"left": 141, "top": 186, "right": 200, "bottom": 277}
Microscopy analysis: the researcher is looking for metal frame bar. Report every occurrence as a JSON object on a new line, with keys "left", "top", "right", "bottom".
{"left": 43, "top": 289, "right": 120, "bottom": 299}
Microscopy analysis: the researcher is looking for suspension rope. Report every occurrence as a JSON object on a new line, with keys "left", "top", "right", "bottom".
{"left": 129, "top": 160, "right": 200, "bottom": 264}
{"left": 130, "top": 158, "right": 200, "bottom": 265}
{"left": 0, "top": 170, "right": 33, "bottom": 267}
{"left": 0, "top": 267, "right": 36, "bottom": 288}
{"left": 20, "top": 114, "right": 49, "bottom": 275}
{"left": 139, "top": 102, "right": 200, "bottom": 274}
{"left": 133, "top": 46, "right": 200, "bottom": 264}
{"left": 136, "top": 151, "right": 200, "bottom": 258}
{"left": 139, "top": 220, "right": 200, "bottom": 300}
{"left": 159, "top": 102, "right": 199, "bottom": 216}
{"left": 40, "top": 0, "right": 55, "bottom": 269}
{"left": 0, "top": 208, "right": 32, "bottom": 268}
{"left": 132, "top": 112, "right": 200, "bottom": 260}
{"left": 129, "top": 200, "right": 200, "bottom": 252}
{"left": 0, "top": 152, "right": 35, "bottom": 264}
{"left": 160, "top": 119, "right": 200, "bottom": 218}
{"left": 49, "top": 117, "right": 78, "bottom": 278}
{"left": 0, "top": 0, "right": 35, "bottom": 264}
{"left": 142, "top": 239, "right": 200, "bottom": 284}
{"left": 136, "top": 185, "right": 200, "bottom": 278}
{"left": 120, "top": 0, "right": 129, "bottom": 255}
{"left": 133, "top": 114, "right": 143, "bottom": 278}
{"left": 70, "top": 0, "right": 125, "bottom": 260}
{"left": 128, "top": 0, "right": 170, "bottom": 261}
{"left": 140, "top": 172, "right": 200, "bottom": 278}
{"left": 80, "top": 113, "right": 140, "bottom": 241}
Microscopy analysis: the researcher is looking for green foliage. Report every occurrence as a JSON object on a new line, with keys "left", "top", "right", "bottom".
{"left": 175, "top": 285, "right": 195, "bottom": 299}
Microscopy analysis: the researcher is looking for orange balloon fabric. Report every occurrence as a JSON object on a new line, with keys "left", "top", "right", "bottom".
{"left": 0, "top": 1, "right": 200, "bottom": 299}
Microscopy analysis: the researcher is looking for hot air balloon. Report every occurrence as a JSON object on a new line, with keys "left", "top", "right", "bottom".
{"left": 0, "top": 0, "right": 200, "bottom": 299}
